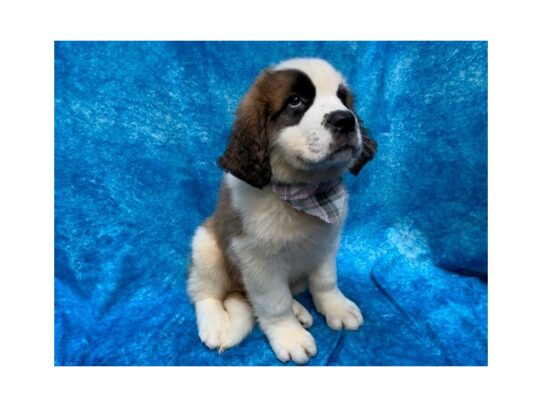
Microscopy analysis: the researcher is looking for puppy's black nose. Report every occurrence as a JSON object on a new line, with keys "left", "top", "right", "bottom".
{"left": 325, "top": 110, "right": 356, "bottom": 133}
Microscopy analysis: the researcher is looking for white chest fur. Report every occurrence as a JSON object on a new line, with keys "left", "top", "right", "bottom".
{"left": 225, "top": 174, "right": 344, "bottom": 277}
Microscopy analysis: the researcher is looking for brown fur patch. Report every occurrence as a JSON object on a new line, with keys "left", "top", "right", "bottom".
{"left": 217, "top": 70, "right": 272, "bottom": 189}
{"left": 208, "top": 180, "right": 245, "bottom": 294}
{"left": 218, "top": 69, "right": 314, "bottom": 189}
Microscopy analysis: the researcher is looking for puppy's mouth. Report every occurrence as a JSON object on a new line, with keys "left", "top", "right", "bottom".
{"left": 295, "top": 144, "right": 357, "bottom": 169}
{"left": 329, "top": 144, "right": 355, "bottom": 157}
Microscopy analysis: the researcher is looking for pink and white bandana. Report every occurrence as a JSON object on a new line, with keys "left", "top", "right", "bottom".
{"left": 271, "top": 178, "right": 346, "bottom": 224}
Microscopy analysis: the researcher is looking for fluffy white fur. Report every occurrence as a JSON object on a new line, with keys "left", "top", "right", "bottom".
{"left": 188, "top": 58, "right": 364, "bottom": 364}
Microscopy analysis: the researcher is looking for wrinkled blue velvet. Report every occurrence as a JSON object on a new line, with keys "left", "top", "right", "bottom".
{"left": 55, "top": 41, "right": 487, "bottom": 366}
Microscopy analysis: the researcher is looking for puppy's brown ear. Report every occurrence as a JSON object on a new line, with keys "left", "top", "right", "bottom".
{"left": 217, "top": 71, "right": 272, "bottom": 189}
{"left": 349, "top": 121, "right": 377, "bottom": 175}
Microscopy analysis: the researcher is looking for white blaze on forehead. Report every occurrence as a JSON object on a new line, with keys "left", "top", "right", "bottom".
{"left": 273, "top": 58, "right": 345, "bottom": 96}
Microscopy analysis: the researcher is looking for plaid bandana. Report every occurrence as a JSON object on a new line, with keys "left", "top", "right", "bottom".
{"left": 271, "top": 178, "right": 346, "bottom": 224}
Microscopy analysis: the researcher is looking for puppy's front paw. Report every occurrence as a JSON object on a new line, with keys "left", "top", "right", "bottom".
{"left": 325, "top": 298, "right": 363, "bottom": 330}
{"left": 265, "top": 318, "right": 317, "bottom": 364}
{"left": 314, "top": 289, "right": 363, "bottom": 330}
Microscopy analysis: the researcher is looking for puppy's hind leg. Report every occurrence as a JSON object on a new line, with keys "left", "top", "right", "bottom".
{"left": 188, "top": 223, "right": 254, "bottom": 351}
{"left": 194, "top": 298, "right": 229, "bottom": 350}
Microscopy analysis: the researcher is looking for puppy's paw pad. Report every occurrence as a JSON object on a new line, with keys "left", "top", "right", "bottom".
{"left": 292, "top": 300, "right": 313, "bottom": 328}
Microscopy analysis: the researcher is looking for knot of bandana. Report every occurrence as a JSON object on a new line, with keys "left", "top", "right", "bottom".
{"left": 270, "top": 178, "right": 346, "bottom": 224}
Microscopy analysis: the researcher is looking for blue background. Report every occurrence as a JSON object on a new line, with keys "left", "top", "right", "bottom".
{"left": 54, "top": 41, "right": 487, "bottom": 366}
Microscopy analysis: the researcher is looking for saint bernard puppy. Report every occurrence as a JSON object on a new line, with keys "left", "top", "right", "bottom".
{"left": 188, "top": 58, "right": 376, "bottom": 364}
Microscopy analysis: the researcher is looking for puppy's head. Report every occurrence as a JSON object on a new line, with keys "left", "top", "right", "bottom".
{"left": 218, "top": 58, "right": 376, "bottom": 188}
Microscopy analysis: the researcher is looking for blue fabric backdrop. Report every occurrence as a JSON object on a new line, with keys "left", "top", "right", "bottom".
{"left": 54, "top": 41, "right": 487, "bottom": 366}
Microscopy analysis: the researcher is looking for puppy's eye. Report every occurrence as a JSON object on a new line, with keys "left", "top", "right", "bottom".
{"left": 288, "top": 95, "right": 302, "bottom": 108}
